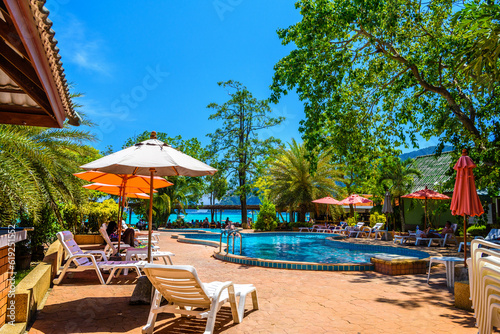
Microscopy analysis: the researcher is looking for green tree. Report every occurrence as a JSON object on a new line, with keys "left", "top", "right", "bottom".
{"left": 205, "top": 160, "right": 228, "bottom": 222}
{"left": 454, "top": 1, "right": 500, "bottom": 93}
{"left": 255, "top": 197, "right": 278, "bottom": 231}
{"left": 264, "top": 139, "right": 343, "bottom": 222}
{"left": 0, "top": 124, "right": 95, "bottom": 225}
{"left": 207, "top": 80, "right": 284, "bottom": 226}
{"left": 271, "top": 0, "right": 500, "bottom": 195}
{"left": 379, "top": 157, "right": 421, "bottom": 231}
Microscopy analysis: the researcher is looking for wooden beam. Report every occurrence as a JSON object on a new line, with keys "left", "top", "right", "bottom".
{"left": 4, "top": 0, "right": 66, "bottom": 127}
{"left": 0, "top": 86, "right": 24, "bottom": 94}
{"left": 0, "top": 110, "right": 59, "bottom": 127}
{"left": 0, "top": 44, "right": 53, "bottom": 114}
{"left": 0, "top": 104, "right": 45, "bottom": 114}
{"left": 0, "top": 7, "right": 28, "bottom": 58}
{"left": 0, "top": 38, "right": 43, "bottom": 90}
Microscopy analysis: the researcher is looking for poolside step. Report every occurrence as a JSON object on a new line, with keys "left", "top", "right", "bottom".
{"left": 373, "top": 254, "right": 420, "bottom": 261}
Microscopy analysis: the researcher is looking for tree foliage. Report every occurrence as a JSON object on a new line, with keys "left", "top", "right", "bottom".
{"left": 207, "top": 80, "right": 284, "bottom": 225}
{"left": 263, "top": 139, "right": 344, "bottom": 222}
{"left": 271, "top": 0, "right": 500, "bottom": 195}
{"left": 0, "top": 124, "right": 95, "bottom": 225}
{"left": 454, "top": 1, "right": 500, "bottom": 93}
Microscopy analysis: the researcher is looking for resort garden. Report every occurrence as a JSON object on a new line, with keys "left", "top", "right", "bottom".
{"left": 0, "top": 0, "right": 498, "bottom": 333}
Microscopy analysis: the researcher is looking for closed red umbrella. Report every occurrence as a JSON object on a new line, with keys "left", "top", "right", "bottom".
{"left": 450, "top": 149, "right": 484, "bottom": 266}
{"left": 402, "top": 186, "right": 450, "bottom": 230}
{"left": 312, "top": 197, "right": 340, "bottom": 224}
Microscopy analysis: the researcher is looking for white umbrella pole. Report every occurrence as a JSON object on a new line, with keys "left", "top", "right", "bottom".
{"left": 147, "top": 168, "right": 155, "bottom": 263}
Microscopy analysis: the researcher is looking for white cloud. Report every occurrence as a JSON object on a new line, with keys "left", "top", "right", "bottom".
{"left": 54, "top": 15, "right": 112, "bottom": 76}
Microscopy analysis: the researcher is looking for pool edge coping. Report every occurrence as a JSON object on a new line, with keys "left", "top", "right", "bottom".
{"left": 174, "top": 232, "right": 433, "bottom": 272}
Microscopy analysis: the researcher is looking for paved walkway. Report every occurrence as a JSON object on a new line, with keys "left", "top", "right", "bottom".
{"left": 30, "top": 232, "right": 477, "bottom": 334}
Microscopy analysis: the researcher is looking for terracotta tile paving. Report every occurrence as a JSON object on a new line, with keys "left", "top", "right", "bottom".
{"left": 29, "top": 232, "right": 478, "bottom": 334}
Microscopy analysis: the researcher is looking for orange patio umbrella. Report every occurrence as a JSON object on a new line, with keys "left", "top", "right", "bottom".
{"left": 74, "top": 171, "right": 173, "bottom": 189}
{"left": 450, "top": 150, "right": 484, "bottom": 266}
{"left": 76, "top": 171, "right": 173, "bottom": 253}
{"left": 402, "top": 186, "right": 450, "bottom": 230}
{"left": 83, "top": 183, "right": 159, "bottom": 197}
{"left": 312, "top": 197, "right": 340, "bottom": 223}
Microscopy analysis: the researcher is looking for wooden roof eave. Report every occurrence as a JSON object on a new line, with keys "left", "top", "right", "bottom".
{"left": 3, "top": 0, "right": 79, "bottom": 127}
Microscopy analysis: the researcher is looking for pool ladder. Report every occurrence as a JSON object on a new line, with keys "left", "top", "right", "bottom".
{"left": 219, "top": 230, "right": 242, "bottom": 255}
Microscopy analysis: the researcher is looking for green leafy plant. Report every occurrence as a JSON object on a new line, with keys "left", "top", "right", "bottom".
{"left": 255, "top": 198, "right": 278, "bottom": 231}
{"left": 369, "top": 212, "right": 386, "bottom": 228}
{"left": 467, "top": 224, "right": 487, "bottom": 237}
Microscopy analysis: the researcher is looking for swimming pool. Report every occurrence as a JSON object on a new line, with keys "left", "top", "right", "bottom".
{"left": 181, "top": 232, "right": 429, "bottom": 265}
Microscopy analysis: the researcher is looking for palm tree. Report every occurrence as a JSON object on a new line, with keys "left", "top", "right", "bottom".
{"left": 265, "top": 139, "right": 344, "bottom": 222}
{"left": 0, "top": 124, "right": 95, "bottom": 225}
{"left": 379, "top": 157, "right": 421, "bottom": 231}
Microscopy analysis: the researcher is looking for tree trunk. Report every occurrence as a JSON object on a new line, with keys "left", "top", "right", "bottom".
{"left": 399, "top": 196, "right": 406, "bottom": 232}
{"left": 240, "top": 193, "right": 248, "bottom": 228}
{"left": 298, "top": 204, "right": 306, "bottom": 222}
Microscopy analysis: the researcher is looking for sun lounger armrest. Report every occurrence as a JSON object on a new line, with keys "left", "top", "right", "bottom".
{"left": 84, "top": 250, "right": 108, "bottom": 261}
{"left": 67, "top": 253, "right": 100, "bottom": 266}
{"left": 212, "top": 281, "right": 234, "bottom": 302}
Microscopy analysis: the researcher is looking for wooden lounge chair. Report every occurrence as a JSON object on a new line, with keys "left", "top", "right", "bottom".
{"left": 53, "top": 231, "right": 146, "bottom": 285}
{"left": 142, "top": 264, "right": 259, "bottom": 334}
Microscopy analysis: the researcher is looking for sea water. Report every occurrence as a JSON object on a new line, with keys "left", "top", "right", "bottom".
{"left": 126, "top": 210, "right": 304, "bottom": 224}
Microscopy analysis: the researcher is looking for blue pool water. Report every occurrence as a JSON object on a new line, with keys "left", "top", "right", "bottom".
{"left": 182, "top": 232, "right": 429, "bottom": 264}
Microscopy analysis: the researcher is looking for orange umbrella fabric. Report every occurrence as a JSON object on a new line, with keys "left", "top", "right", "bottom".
{"left": 74, "top": 171, "right": 173, "bottom": 189}
{"left": 450, "top": 150, "right": 484, "bottom": 266}
{"left": 83, "top": 183, "right": 157, "bottom": 197}
{"left": 312, "top": 197, "right": 341, "bottom": 223}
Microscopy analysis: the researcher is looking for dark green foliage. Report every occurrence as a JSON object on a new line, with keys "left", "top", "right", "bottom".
{"left": 467, "top": 224, "right": 487, "bottom": 237}
{"left": 207, "top": 81, "right": 284, "bottom": 226}
{"left": 271, "top": 0, "right": 500, "bottom": 196}
{"left": 255, "top": 199, "right": 278, "bottom": 231}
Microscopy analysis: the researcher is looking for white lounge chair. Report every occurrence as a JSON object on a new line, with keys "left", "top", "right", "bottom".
{"left": 415, "top": 224, "right": 458, "bottom": 247}
{"left": 393, "top": 230, "right": 417, "bottom": 244}
{"left": 458, "top": 229, "right": 500, "bottom": 253}
{"left": 99, "top": 226, "right": 174, "bottom": 275}
{"left": 53, "top": 231, "right": 146, "bottom": 285}
{"left": 347, "top": 222, "right": 365, "bottom": 238}
{"left": 365, "top": 223, "right": 385, "bottom": 239}
{"left": 142, "top": 264, "right": 259, "bottom": 334}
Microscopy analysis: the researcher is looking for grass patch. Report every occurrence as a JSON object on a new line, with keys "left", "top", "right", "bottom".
{"left": 14, "top": 262, "right": 39, "bottom": 286}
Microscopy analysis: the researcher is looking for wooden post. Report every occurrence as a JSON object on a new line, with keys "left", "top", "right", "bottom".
{"left": 148, "top": 168, "right": 155, "bottom": 263}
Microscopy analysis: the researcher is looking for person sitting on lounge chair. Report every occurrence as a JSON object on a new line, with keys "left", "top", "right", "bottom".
{"left": 107, "top": 221, "right": 136, "bottom": 247}
{"left": 420, "top": 221, "right": 454, "bottom": 239}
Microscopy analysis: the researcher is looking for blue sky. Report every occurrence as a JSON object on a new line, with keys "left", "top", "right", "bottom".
{"left": 46, "top": 1, "right": 440, "bottom": 154}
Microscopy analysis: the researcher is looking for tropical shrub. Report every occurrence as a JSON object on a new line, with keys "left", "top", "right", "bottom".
{"left": 467, "top": 224, "right": 487, "bottom": 237}
{"left": 255, "top": 199, "right": 277, "bottom": 231}
{"left": 346, "top": 216, "right": 358, "bottom": 226}
{"left": 369, "top": 212, "right": 386, "bottom": 228}
{"left": 83, "top": 199, "right": 120, "bottom": 232}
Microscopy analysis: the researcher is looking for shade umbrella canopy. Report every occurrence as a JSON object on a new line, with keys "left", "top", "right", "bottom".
{"left": 80, "top": 138, "right": 217, "bottom": 177}
{"left": 83, "top": 183, "right": 159, "bottom": 196}
{"left": 450, "top": 150, "right": 484, "bottom": 266}
{"left": 74, "top": 171, "right": 173, "bottom": 189}
{"left": 312, "top": 197, "right": 341, "bottom": 205}
{"left": 401, "top": 187, "right": 450, "bottom": 201}
{"left": 79, "top": 131, "right": 217, "bottom": 262}
{"left": 338, "top": 194, "right": 373, "bottom": 205}
{"left": 312, "top": 197, "right": 340, "bottom": 224}
{"left": 402, "top": 186, "right": 450, "bottom": 229}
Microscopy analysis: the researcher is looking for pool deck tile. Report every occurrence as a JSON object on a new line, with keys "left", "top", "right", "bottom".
{"left": 29, "top": 232, "right": 477, "bottom": 334}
